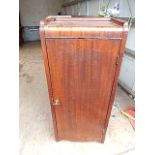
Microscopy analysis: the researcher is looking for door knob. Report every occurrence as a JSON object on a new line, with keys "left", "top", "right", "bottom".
{"left": 53, "top": 99, "right": 60, "bottom": 106}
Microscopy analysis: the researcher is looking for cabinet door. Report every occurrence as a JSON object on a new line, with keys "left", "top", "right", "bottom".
{"left": 46, "top": 39, "right": 120, "bottom": 141}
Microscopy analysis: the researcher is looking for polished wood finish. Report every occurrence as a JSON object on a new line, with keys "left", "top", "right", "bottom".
{"left": 40, "top": 16, "right": 128, "bottom": 142}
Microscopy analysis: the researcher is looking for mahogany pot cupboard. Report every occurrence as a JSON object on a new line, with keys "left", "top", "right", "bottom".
{"left": 40, "top": 16, "right": 128, "bottom": 143}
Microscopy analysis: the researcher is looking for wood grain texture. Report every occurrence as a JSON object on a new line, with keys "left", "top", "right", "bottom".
{"left": 40, "top": 17, "right": 128, "bottom": 142}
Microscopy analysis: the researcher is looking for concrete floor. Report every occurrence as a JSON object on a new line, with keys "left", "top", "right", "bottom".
{"left": 19, "top": 42, "right": 135, "bottom": 155}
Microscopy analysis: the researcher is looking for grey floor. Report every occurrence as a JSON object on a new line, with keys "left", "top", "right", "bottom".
{"left": 19, "top": 41, "right": 135, "bottom": 155}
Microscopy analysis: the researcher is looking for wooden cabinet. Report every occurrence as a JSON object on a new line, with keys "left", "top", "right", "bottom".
{"left": 40, "top": 16, "right": 128, "bottom": 142}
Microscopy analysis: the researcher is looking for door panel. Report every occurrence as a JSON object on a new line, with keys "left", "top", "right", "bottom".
{"left": 46, "top": 39, "right": 120, "bottom": 141}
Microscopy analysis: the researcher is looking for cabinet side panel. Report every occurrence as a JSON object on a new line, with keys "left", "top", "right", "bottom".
{"left": 102, "top": 31, "right": 128, "bottom": 142}
{"left": 40, "top": 25, "right": 58, "bottom": 140}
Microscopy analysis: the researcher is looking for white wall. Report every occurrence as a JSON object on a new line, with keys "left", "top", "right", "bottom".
{"left": 19, "top": 0, "right": 63, "bottom": 41}
{"left": 119, "top": 54, "right": 135, "bottom": 96}
{"left": 126, "top": 27, "right": 135, "bottom": 51}
{"left": 62, "top": 0, "right": 135, "bottom": 17}
{"left": 20, "top": 0, "right": 63, "bottom": 26}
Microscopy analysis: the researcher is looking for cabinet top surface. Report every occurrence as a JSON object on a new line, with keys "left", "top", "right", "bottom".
{"left": 40, "top": 16, "right": 128, "bottom": 31}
